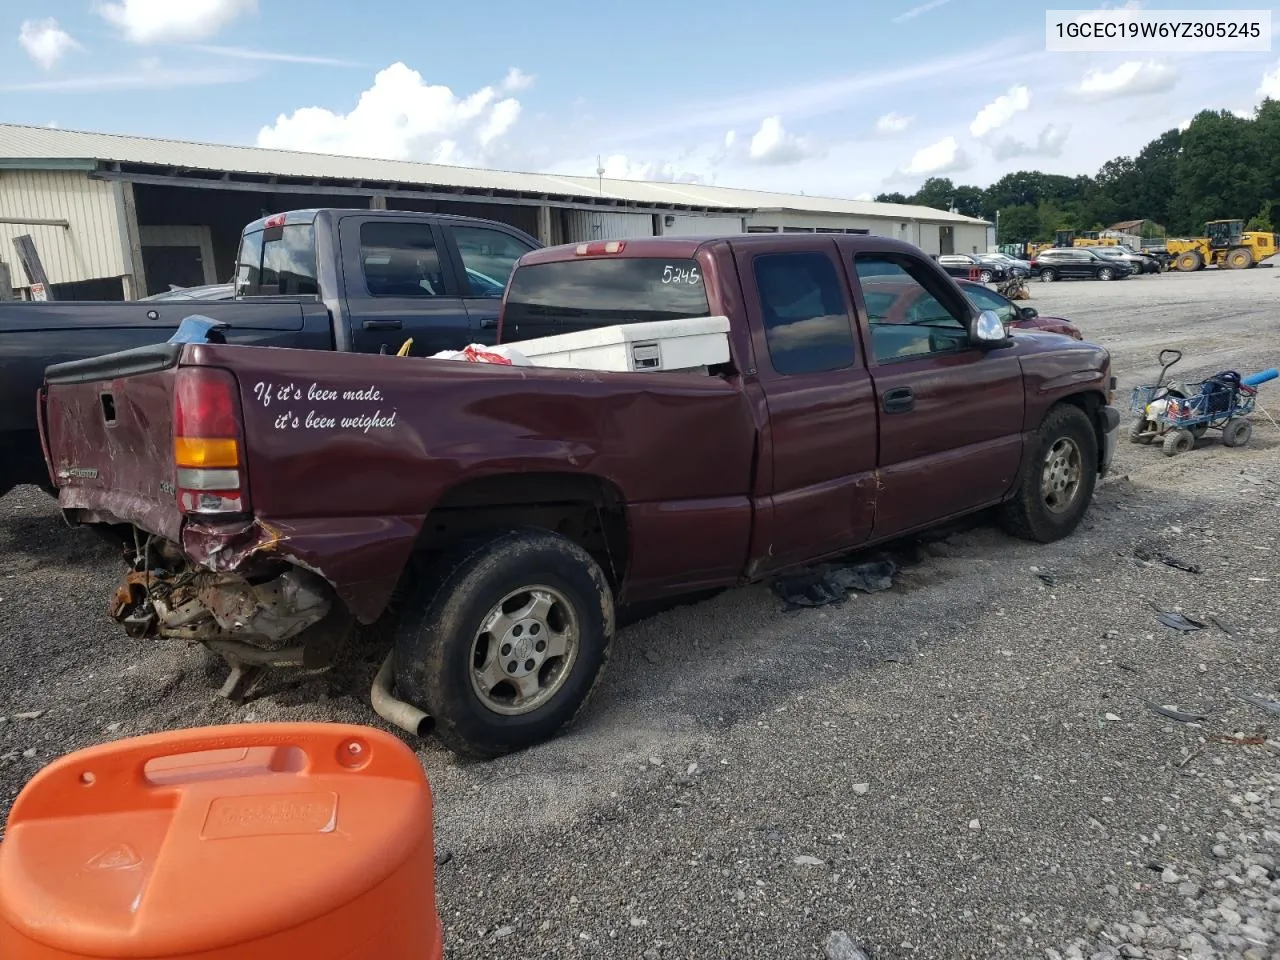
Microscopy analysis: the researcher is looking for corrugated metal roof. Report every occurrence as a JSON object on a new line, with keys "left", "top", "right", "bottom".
{"left": 0, "top": 123, "right": 990, "bottom": 226}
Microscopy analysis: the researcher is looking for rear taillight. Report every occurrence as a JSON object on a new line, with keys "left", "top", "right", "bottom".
{"left": 173, "top": 367, "right": 248, "bottom": 516}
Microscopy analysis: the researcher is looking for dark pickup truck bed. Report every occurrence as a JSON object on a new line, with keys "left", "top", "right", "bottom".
{"left": 42, "top": 232, "right": 1120, "bottom": 757}
{"left": 1, "top": 208, "right": 541, "bottom": 495}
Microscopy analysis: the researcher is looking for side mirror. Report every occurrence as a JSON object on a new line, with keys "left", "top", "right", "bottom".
{"left": 1019, "top": 306, "right": 1039, "bottom": 319}
{"left": 971, "top": 309, "right": 1008, "bottom": 347}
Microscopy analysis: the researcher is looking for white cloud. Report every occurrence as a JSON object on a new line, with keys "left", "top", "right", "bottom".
{"left": 875, "top": 111, "right": 914, "bottom": 134}
{"left": 0, "top": 64, "right": 254, "bottom": 93}
{"left": 256, "top": 63, "right": 524, "bottom": 165}
{"left": 893, "top": 0, "right": 953, "bottom": 23}
{"left": 97, "top": 0, "right": 256, "bottom": 44}
{"left": 990, "top": 124, "right": 1071, "bottom": 161}
{"left": 743, "top": 116, "right": 820, "bottom": 165}
{"left": 502, "top": 67, "right": 535, "bottom": 91}
{"left": 19, "top": 19, "right": 81, "bottom": 69}
{"left": 1259, "top": 61, "right": 1280, "bottom": 101}
{"left": 969, "top": 85, "right": 1030, "bottom": 138}
{"left": 594, "top": 154, "right": 705, "bottom": 183}
{"left": 1071, "top": 60, "right": 1178, "bottom": 100}
{"left": 901, "top": 136, "right": 970, "bottom": 177}
{"left": 192, "top": 45, "right": 359, "bottom": 66}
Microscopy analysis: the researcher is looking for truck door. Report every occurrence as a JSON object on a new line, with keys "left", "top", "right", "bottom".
{"left": 731, "top": 240, "right": 879, "bottom": 572}
{"left": 338, "top": 217, "right": 473, "bottom": 357}
{"left": 848, "top": 251, "right": 1024, "bottom": 537}
{"left": 440, "top": 223, "right": 540, "bottom": 344}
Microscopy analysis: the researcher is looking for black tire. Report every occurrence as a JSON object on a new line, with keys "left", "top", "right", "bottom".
{"left": 978, "top": 270, "right": 994, "bottom": 283}
{"left": 1128, "top": 417, "right": 1153, "bottom": 444}
{"left": 1222, "top": 418, "right": 1253, "bottom": 447}
{"left": 1163, "top": 429, "right": 1195, "bottom": 457}
{"left": 998, "top": 404, "right": 1098, "bottom": 544}
{"left": 1040, "top": 268, "right": 1057, "bottom": 283}
{"left": 393, "top": 528, "right": 615, "bottom": 758}
{"left": 1097, "top": 267, "right": 1114, "bottom": 281}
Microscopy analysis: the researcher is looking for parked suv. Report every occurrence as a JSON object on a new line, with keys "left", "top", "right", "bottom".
{"left": 1031, "top": 247, "right": 1134, "bottom": 282}
{"left": 936, "top": 253, "right": 1022, "bottom": 283}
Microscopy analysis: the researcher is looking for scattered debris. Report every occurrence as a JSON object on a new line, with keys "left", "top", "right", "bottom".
{"left": 1208, "top": 614, "right": 1239, "bottom": 636}
{"left": 1211, "top": 734, "right": 1267, "bottom": 746}
{"left": 1104, "top": 713, "right": 1123, "bottom": 722}
{"left": 968, "top": 819, "right": 981, "bottom": 831}
{"left": 1142, "top": 699, "right": 1209, "bottom": 723}
{"left": 824, "top": 931, "right": 871, "bottom": 960}
{"left": 434, "top": 848, "right": 454, "bottom": 866}
{"left": 794, "top": 855, "right": 825, "bottom": 867}
{"left": 11, "top": 710, "right": 44, "bottom": 721}
{"left": 772, "top": 559, "right": 896, "bottom": 611}
{"left": 1156, "top": 611, "right": 1206, "bottom": 632}
{"left": 1238, "top": 692, "right": 1280, "bottom": 716}
{"left": 1133, "top": 544, "right": 1202, "bottom": 573}
{"left": 851, "top": 783, "right": 870, "bottom": 796}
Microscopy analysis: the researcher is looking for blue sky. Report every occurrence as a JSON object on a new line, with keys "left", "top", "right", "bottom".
{"left": 3, "top": 0, "right": 1278, "bottom": 199}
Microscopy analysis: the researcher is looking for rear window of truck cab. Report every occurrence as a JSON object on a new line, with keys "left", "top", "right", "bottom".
{"left": 502, "top": 256, "right": 711, "bottom": 340}
{"left": 235, "top": 221, "right": 319, "bottom": 297}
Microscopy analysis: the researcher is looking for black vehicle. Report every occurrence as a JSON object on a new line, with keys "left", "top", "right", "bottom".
{"left": 1030, "top": 247, "right": 1135, "bottom": 282}
{"left": 936, "top": 254, "right": 1021, "bottom": 283}
{"left": 1094, "top": 246, "right": 1163, "bottom": 275}
{"left": 1, "top": 208, "right": 542, "bottom": 496}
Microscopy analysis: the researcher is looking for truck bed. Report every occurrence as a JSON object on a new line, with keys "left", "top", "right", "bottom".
{"left": 1, "top": 298, "right": 333, "bottom": 493}
{"left": 43, "top": 341, "right": 759, "bottom": 621}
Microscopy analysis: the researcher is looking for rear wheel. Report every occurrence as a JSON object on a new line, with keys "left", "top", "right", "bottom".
{"left": 1163, "top": 429, "right": 1195, "bottom": 457}
{"left": 1222, "top": 418, "right": 1253, "bottom": 447}
{"left": 978, "top": 269, "right": 994, "bottom": 283}
{"left": 999, "top": 404, "right": 1098, "bottom": 543}
{"left": 393, "top": 528, "right": 615, "bottom": 758}
{"left": 1226, "top": 248, "right": 1254, "bottom": 270}
{"left": 1175, "top": 251, "right": 1204, "bottom": 272}
{"left": 1040, "top": 268, "right": 1057, "bottom": 283}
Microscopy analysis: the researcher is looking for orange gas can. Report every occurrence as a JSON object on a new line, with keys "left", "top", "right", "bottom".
{"left": 0, "top": 723, "right": 443, "bottom": 960}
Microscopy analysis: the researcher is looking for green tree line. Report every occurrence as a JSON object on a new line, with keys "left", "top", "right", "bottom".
{"left": 875, "top": 102, "right": 1280, "bottom": 244}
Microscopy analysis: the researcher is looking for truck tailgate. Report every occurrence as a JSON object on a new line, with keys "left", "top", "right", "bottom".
{"left": 43, "top": 344, "right": 185, "bottom": 541}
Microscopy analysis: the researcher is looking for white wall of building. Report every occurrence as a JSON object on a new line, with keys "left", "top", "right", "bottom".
{"left": 0, "top": 169, "right": 126, "bottom": 288}
{"left": 661, "top": 214, "right": 746, "bottom": 235}
{"left": 562, "top": 210, "right": 655, "bottom": 241}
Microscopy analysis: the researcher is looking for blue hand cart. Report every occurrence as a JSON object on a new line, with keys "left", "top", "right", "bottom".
{"left": 1128, "top": 349, "right": 1258, "bottom": 456}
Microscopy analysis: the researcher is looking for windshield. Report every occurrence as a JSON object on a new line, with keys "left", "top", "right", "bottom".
{"left": 502, "top": 257, "right": 711, "bottom": 340}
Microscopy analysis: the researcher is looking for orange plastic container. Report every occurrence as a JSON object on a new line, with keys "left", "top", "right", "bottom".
{"left": 0, "top": 723, "right": 442, "bottom": 960}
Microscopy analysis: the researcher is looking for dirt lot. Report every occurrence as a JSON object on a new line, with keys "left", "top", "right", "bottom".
{"left": 3, "top": 266, "right": 1279, "bottom": 959}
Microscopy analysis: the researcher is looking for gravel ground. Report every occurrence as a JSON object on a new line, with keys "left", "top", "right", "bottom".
{"left": 2, "top": 265, "right": 1279, "bottom": 959}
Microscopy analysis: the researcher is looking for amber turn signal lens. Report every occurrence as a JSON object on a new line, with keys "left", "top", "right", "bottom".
{"left": 174, "top": 437, "right": 239, "bottom": 468}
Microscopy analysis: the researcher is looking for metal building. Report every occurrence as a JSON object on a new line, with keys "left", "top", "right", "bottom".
{"left": 0, "top": 124, "right": 990, "bottom": 299}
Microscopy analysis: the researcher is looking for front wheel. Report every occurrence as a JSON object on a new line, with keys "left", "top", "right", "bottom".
{"left": 393, "top": 528, "right": 615, "bottom": 758}
{"left": 1163, "top": 429, "right": 1195, "bottom": 457}
{"left": 998, "top": 404, "right": 1098, "bottom": 543}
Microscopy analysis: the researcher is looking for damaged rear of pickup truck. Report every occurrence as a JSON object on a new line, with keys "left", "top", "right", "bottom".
{"left": 39, "top": 233, "right": 1120, "bottom": 758}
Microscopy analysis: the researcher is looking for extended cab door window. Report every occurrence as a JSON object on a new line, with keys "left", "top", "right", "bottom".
{"left": 753, "top": 252, "right": 857, "bottom": 376}
{"left": 340, "top": 219, "right": 471, "bottom": 357}
{"left": 853, "top": 256, "right": 971, "bottom": 363}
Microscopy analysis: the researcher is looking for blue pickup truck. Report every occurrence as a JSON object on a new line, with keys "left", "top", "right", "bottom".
{"left": 0, "top": 208, "right": 542, "bottom": 495}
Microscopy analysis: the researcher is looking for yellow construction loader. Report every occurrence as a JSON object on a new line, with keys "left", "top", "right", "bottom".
{"left": 1167, "top": 220, "right": 1279, "bottom": 271}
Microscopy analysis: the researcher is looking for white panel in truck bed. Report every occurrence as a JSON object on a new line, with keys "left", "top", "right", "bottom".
{"left": 508, "top": 316, "right": 731, "bottom": 373}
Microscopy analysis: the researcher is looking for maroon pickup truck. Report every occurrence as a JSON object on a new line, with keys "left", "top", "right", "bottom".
{"left": 40, "top": 234, "right": 1120, "bottom": 757}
